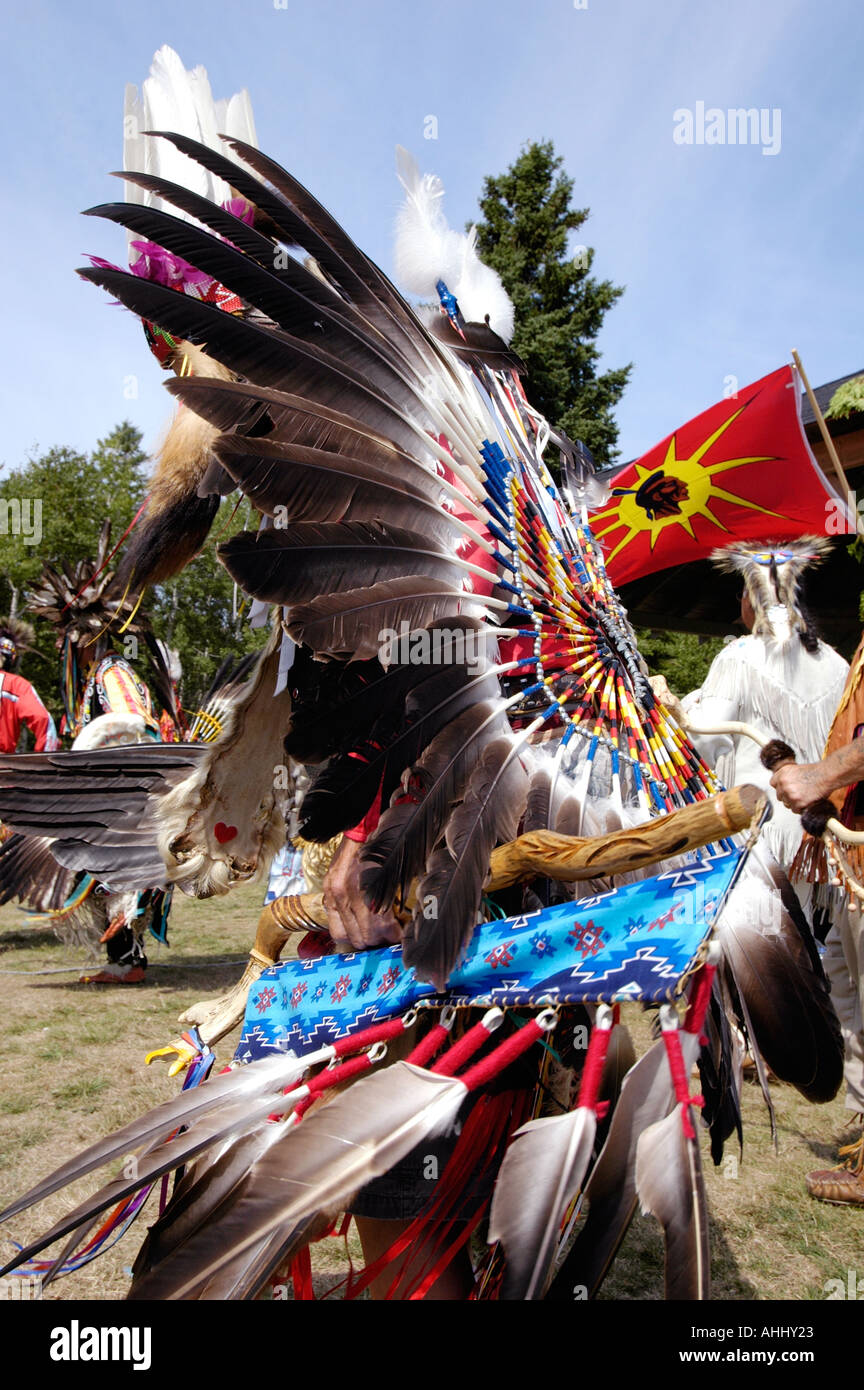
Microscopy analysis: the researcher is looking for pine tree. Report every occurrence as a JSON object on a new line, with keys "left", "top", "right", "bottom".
{"left": 474, "top": 141, "right": 630, "bottom": 465}
{"left": 0, "top": 424, "right": 265, "bottom": 721}
{"left": 635, "top": 628, "right": 724, "bottom": 695}
{"left": 89, "top": 421, "right": 149, "bottom": 528}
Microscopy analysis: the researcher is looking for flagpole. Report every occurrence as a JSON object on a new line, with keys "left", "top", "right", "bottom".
{"left": 791, "top": 350, "right": 860, "bottom": 535}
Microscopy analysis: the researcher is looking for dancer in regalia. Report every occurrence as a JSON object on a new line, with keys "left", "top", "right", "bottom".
{"left": 0, "top": 50, "right": 847, "bottom": 1299}
{"left": 773, "top": 637, "right": 864, "bottom": 1206}
{"left": 671, "top": 538, "right": 848, "bottom": 879}
{"left": 0, "top": 531, "right": 183, "bottom": 979}
{"left": 0, "top": 615, "right": 58, "bottom": 757}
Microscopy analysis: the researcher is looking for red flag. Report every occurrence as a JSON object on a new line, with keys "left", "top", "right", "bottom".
{"left": 590, "top": 366, "right": 841, "bottom": 587}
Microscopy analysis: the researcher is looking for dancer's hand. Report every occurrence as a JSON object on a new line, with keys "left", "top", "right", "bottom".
{"left": 771, "top": 761, "right": 835, "bottom": 813}
{"left": 772, "top": 740, "right": 864, "bottom": 813}
{"left": 322, "top": 837, "right": 402, "bottom": 952}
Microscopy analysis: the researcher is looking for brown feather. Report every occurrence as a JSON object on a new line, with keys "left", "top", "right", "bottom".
{"left": 636, "top": 1105, "right": 711, "bottom": 1300}
{"left": 125, "top": 1061, "right": 466, "bottom": 1300}
{"left": 546, "top": 1029, "right": 701, "bottom": 1301}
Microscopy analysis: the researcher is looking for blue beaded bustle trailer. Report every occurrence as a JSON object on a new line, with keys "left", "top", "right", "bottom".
{"left": 235, "top": 847, "right": 745, "bottom": 1062}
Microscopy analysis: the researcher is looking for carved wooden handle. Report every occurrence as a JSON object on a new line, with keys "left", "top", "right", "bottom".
{"left": 257, "top": 782, "right": 765, "bottom": 949}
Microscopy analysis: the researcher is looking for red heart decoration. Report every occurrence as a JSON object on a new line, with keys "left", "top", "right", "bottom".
{"left": 214, "top": 822, "right": 238, "bottom": 844}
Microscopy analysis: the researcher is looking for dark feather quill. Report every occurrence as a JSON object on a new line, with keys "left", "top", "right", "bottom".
{"left": 716, "top": 848, "right": 842, "bottom": 1104}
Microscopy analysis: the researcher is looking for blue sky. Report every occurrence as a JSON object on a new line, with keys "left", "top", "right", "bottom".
{"left": 1, "top": 0, "right": 861, "bottom": 474}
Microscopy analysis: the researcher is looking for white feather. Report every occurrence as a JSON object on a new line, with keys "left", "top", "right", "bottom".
{"left": 121, "top": 45, "right": 259, "bottom": 254}
{"left": 394, "top": 146, "right": 515, "bottom": 341}
{"left": 453, "top": 226, "right": 515, "bottom": 343}
{"left": 394, "top": 146, "right": 462, "bottom": 297}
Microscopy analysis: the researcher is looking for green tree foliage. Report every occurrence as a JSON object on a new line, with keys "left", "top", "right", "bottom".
{"left": 0, "top": 424, "right": 265, "bottom": 726}
{"left": 826, "top": 375, "right": 864, "bottom": 421}
{"left": 636, "top": 628, "right": 725, "bottom": 696}
{"left": 473, "top": 141, "right": 631, "bottom": 465}
{"left": 149, "top": 500, "right": 268, "bottom": 718}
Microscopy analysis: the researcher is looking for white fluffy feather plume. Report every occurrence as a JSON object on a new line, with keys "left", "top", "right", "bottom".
{"left": 123, "top": 45, "right": 258, "bottom": 240}
{"left": 394, "top": 146, "right": 515, "bottom": 342}
{"left": 452, "top": 224, "right": 515, "bottom": 343}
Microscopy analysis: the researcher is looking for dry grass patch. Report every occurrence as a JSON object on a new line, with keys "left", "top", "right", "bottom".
{"left": 0, "top": 896, "right": 859, "bottom": 1301}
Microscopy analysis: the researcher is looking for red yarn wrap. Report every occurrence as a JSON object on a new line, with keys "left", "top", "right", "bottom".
{"left": 432, "top": 1016, "right": 499, "bottom": 1077}
{"left": 575, "top": 1020, "right": 614, "bottom": 1110}
{"left": 682, "top": 962, "right": 717, "bottom": 1037}
{"left": 290, "top": 1050, "right": 376, "bottom": 1121}
{"left": 460, "top": 1019, "right": 545, "bottom": 1092}
{"left": 309, "top": 1050, "right": 375, "bottom": 1094}
{"left": 406, "top": 1022, "right": 451, "bottom": 1068}
{"left": 331, "top": 1015, "right": 408, "bottom": 1057}
{"left": 661, "top": 1027, "right": 703, "bottom": 1141}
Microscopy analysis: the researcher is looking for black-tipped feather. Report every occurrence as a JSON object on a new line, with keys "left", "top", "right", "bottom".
{"left": 697, "top": 990, "right": 743, "bottom": 1166}
{"left": 86, "top": 202, "right": 413, "bottom": 392}
{"left": 78, "top": 267, "right": 437, "bottom": 459}
{"left": 212, "top": 435, "right": 460, "bottom": 547}
{"left": 298, "top": 659, "right": 486, "bottom": 842}
{"left": 218, "top": 522, "right": 464, "bottom": 608}
{"left": 285, "top": 579, "right": 479, "bottom": 661}
{"left": 406, "top": 737, "right": 529, "bottom": 988}
{"left": 360, "top": 700, "right": 505, "bottom": 913}
{"left": 716, "top": 849, "right": 842, "bottom": 1104}
{"left": 167, "top": 376, "right": 435, "bottom": 476}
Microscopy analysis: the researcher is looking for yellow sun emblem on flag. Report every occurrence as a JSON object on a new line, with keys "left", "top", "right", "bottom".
{"left": 592, "top": 405, "right": 785, "bottom": 565}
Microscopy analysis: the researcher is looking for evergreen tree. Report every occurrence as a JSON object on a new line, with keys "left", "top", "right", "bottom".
{"left": 636, "top": 628, "right": 724, "bottom": 695}
{"left": 0, "top": 424, "right": 265, "bottom": 722}
{"left": 0, "top": 430, "right": 147, "bottom": 704}
{"left": 474, "top": 141, "right": 630, "bottom": 465}
{"left": 149, "top": 502, "right": 268, "bottom": 714}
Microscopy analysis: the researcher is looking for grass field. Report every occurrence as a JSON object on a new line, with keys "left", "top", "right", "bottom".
{"left": 0, "top": 885, "right": 860, "bottom": 1302}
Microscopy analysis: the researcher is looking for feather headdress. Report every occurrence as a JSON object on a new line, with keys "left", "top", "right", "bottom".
{"left": 711, "top": 535, "right": 830, "bottom": 643}
{"left": 0, "top": 615, "right": 36, "bottom": 670}
{"left": 28, "top": 520, "right": 179, "bottom": 728}
{"left": 65, "top": 126, "right": 730, "bottom": 984}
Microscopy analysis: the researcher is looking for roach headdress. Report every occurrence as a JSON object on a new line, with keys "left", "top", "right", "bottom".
{"left": 27, "top": 520, "right": 179, "bottom": 728}
{"left": 711, "top": 535, "right": 830, "bottom": 643}
{"left": 0, "top": 616, "right": 35, "bottom": 672}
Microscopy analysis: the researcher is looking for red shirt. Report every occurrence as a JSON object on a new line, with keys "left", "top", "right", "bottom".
{"left": 0, "top": 672, "right": 59, "bottom": 753}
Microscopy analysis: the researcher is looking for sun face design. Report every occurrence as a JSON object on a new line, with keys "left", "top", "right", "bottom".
{"left": 592, "top": 405, "right": 784, "bottom": 565}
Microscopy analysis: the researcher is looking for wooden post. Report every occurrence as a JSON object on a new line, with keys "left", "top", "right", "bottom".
{"left": 792, "top": 349, "right": 861, "bottom": 534}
